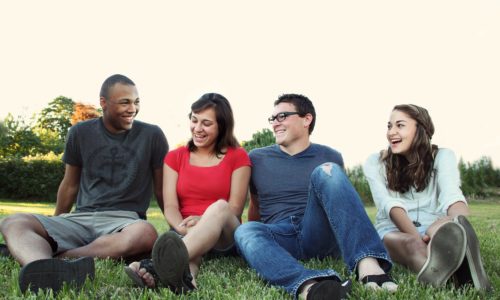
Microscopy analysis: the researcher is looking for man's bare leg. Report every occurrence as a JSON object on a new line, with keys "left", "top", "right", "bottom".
{"left": 60, "top": 222, "right": 158, "bottom": 259}
{"left": 0, "top": 213, "right": 53, "bottom": 266}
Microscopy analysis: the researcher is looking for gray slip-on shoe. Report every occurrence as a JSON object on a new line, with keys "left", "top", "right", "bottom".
{"left": 152, "top": 232, "right": 195, "bottom": 294}
{"left": 453, "top": 215, "right": 493, "bottom": 292}
{"left": 417, "top": 222, "right": 466, "bottom": 287}
{"left": 19, "top": 257, "right": 95, "bottom": 293}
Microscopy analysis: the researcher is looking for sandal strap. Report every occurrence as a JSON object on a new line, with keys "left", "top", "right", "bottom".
{"left": 139, "top": 259, "right": 161, "bottom": 285}
{"left": 360, "top": 274, "right": 395, "bottom": 287}
{"left": 306, "top": 279, "right": 352, "bottom": 300}
{"left": 182, "top": 271, "right": 195, "bottom": 291}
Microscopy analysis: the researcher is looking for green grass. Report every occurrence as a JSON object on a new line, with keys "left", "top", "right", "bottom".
{"left": 1, "top": 200, "right": 499, "bottom": 299}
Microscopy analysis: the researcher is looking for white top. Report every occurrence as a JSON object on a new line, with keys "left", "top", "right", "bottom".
{"left": 363, "top": 148, "right": 467, "bottom": 238}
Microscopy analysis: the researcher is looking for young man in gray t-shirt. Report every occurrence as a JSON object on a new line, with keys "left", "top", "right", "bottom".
{"left": 0, "top": 74, "right": 168, "bottom": 293}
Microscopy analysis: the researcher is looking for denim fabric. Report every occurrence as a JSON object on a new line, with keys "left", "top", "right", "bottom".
{"left": 235, "top": 163, "right": 392, "bottom": 298}
{"left": 249, "top": 144, "right": 344, "bottom": 224}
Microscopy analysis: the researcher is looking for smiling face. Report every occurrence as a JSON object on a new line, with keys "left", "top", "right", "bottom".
{"left": 387, "top": 109, "right": 418, "bottom": 157}
{"left": 190, "top": 107, "right": 219, "bottom": 150}
{"left": 271, "top": 102, "right": 310, "bottom": 148}
{"left": 100, "top": 83, "right": 139, "bottom": 134}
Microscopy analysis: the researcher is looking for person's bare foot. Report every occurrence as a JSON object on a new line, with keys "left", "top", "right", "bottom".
{"left": 357, "top": 257, "right": 398, "bottom": 292}
{"left": 126, "top": 261, "right": 156, "bottom": 288}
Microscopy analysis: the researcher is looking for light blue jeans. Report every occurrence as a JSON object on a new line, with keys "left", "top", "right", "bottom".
{"left": 235, "top": 163, "right": 392, "bottom": 298}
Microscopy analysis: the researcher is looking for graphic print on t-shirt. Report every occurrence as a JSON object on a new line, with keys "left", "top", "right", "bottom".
{"left": 83, "top": 145, "right": 139, "bottom": 195}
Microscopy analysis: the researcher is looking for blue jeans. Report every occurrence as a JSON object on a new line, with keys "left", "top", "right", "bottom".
{"left": 235, "top": 163, "right": 392, "bottom": 298}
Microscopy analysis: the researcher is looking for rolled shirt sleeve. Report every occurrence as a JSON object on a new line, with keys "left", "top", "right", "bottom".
{"left": 434, "top": 148, "right": 467, "bottom": 214}
{"left": 363, "top": 153, "right": 407, "bottom": 218}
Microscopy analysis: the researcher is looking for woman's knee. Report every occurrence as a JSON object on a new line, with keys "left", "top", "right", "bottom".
{"left": 204, "top": 199, "right": 231, "bottom": 218}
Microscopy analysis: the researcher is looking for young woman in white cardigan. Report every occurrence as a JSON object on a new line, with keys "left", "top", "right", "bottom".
{"left": 363, "top": 104, "right": 491, "bottom": 291}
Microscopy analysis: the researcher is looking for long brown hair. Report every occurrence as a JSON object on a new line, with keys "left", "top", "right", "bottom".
{"left": 187, "top": 93, "right": 239, "bottom": 157}
{"left": 383, "top": 104, "right": 438, "bottom": 193}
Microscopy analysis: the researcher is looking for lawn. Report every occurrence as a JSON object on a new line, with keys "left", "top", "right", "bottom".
{"left": 0, "top": 199, "right": 498, "bottom": 299}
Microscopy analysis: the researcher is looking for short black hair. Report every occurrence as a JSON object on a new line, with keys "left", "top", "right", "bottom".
{"left": 99, "top": 74, "right": 135, "bottom": 99}
{"left": 274, "top": 93, "right": 316, "bottom": 134}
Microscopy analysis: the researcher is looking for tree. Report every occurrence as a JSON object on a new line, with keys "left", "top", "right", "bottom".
{"left": 37, "top": 96, "right": 75, "bottom": 140}
{"left": 0, "top": 120, "right": 8, "bottom": 155}
{"left": 346, "top": 165, "right": 373, "bottom": 205}
{"left": 0, "top": 113, "right": 41, "bottom": 157}
{"left": 32, "top": 126, "right": 65, "bottom": 155}
{"left": 71, "top": 102, "right": 101, "bottom": 125}
{"left": 0, "top": 120, "right": 7, "bottom": 137}
{"left": 242, "top": 128, "right": 275, "bottom": 152}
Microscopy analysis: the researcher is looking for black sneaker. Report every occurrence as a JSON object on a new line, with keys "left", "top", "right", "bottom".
{"left": 19, "top": 257, "right": 95, "bottom": 293}
{"left": 152, "top": 232, "right": 195, "bottom": 294}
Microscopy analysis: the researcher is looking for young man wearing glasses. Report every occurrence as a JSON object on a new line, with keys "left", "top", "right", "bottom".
{"left": 235, "top": 94, "right": 397, "bottom": 300}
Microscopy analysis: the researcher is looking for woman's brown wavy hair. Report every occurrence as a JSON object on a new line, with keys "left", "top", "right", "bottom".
{"left": 187, "top": 93, "right": 239, "bottom": 157}
{"left": 382, "top": 104, "right": 438, "bottom": 193}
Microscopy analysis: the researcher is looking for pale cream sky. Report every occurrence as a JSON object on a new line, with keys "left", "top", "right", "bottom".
{"left": 1, "top": 1, "right": 499, "bottom": 167}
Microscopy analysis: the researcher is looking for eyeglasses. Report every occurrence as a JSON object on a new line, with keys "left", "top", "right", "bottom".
{"left": 268, "top": 112, "right": 300, "bottom": 124}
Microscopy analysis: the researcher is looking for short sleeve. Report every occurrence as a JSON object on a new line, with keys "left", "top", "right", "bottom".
{"left": 62, "top": 125, "right": 82, "bottom": 166}
{"left": 164, "top": 146, "right": 186, "bottom": 172}
{"left": 230, "top": 147, "right": 252, "bottom": 170}
{"left": 248, "top": 149, "right": 258, "bottom": 195}
{"left": 150, "top": 126, "right": 169, "bottom": 169}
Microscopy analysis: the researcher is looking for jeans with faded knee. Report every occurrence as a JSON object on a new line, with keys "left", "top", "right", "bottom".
{"left": 235, "top": 163, "right": 392, "bottom": 298}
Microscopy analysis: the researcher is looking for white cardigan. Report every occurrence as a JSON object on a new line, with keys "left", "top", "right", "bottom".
{"left": 363, "top": 148, "right": 467, "bottom": 238}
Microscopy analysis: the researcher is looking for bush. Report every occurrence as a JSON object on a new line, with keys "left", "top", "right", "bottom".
{"left": 0, "top": 153, "right": 64, "bottom": 201}
{"left": 346, "top": 165, "right": 373, "bottom": 205}
{"left": 459, "top": 156, "right": 500, "bottom": 198}
{"left": 242, "top": 128, "right": 274, "bottom": 152}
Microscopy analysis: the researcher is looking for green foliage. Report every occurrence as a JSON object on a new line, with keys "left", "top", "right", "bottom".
{"left": 36, "top": 96, "right": 75, "bottom": 141}
{"left": 32, "top": 126, "right": 65, "bottom": 154}
{"left": 0, "top": 113, "right": 41, "bottom": 158}
{"left": 346, "top": 165, "right": 373, "bottom": 205}
{"left": 0, "top": 120, "right": 7, "bottom": 143}
{"left": 0, "top": 154, "right": 64, "bottom": 201}
{"left": 459, "top": 157, "right": 500, "bottom": 198}
{"left": 242, "top": 128, "right": 274, "bottom": 152}
{"left": 1, "top": 96, "right": 76, "bottom": 159}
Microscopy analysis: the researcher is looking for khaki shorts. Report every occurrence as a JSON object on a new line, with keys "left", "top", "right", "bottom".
{"left": 34, "top": 211, "right": 145, "bottom": 254}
